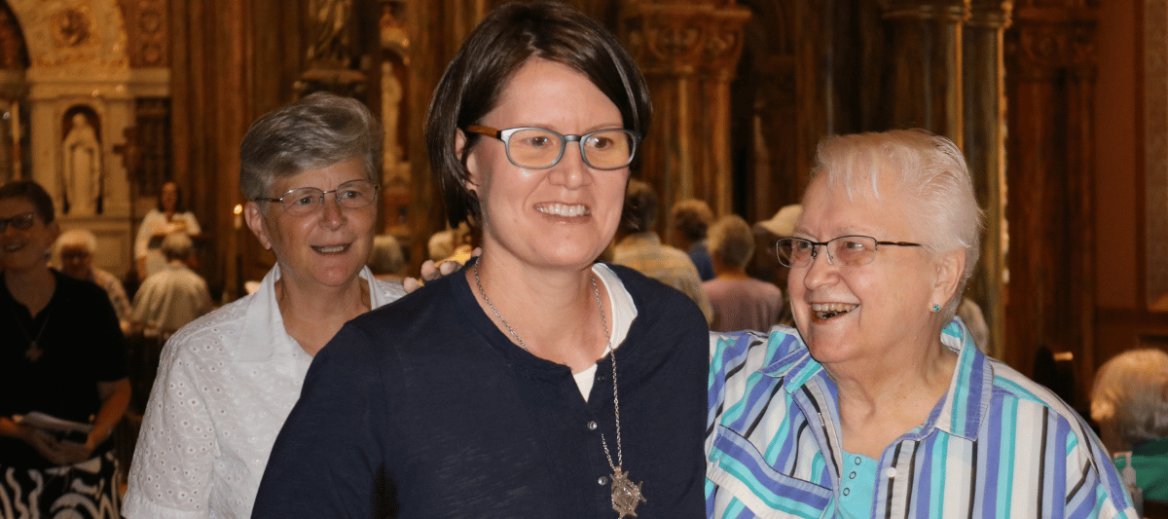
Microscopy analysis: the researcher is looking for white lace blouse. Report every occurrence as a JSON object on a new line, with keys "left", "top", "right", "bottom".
{"left": 122, "top": 265, "right": 404, "bottom": 518}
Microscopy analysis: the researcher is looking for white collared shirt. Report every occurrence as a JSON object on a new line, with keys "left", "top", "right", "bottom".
{"left": 123, "top": 265, "right": 404, "bottom": 519}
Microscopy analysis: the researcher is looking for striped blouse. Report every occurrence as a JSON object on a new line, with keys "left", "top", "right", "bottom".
{"left": 706, "top": 320, "right": 1137, "bottom": 518}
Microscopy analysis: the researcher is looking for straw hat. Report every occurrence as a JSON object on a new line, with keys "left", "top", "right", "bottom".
{"left": 755, "top": 204, "right": 803, "bottom": 237}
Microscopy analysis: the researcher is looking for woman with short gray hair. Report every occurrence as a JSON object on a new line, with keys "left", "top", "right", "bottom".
{"left": 1092, "top": 348, "right": 1168, "bottom": 505}
{"left": 123, "top": 92, "right": 405, "bottom": 518}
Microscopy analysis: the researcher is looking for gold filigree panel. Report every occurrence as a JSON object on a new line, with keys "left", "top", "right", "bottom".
{"left": 119, "top": 0, "right": 167, "bottom": 67}
{"left": 8, "top": 0, "right": 128, "bottom": 70}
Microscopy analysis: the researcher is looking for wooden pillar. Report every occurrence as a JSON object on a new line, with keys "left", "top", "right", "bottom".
{"left": 962, "top": 0, "right": 1011, "bottom": 359}
{"left": 1005, "top": 3, "right": 1097, "bottom": 393}
{"left": 880, "top": 0, "right": 967, "bottom": 143}
{"left": 619, "top": 1, "right": 750, "bottom": 222}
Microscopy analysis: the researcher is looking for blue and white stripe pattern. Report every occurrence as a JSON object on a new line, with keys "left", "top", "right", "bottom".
{"left": 706, "top": 320, "right": 1138, "bottom": 518}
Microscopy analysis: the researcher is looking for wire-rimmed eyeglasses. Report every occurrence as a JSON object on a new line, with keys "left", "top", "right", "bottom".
{"left": 253, "top": 179, "right": 380, "bottom": 216}
{"left": 464, "top": 124, "right": 640, "bottom": 171}
{"left": 775, "top": 235, "right": 923, "bottom": 268}
{"left": 0, "top": 212, "right": 35, "bottom": 232}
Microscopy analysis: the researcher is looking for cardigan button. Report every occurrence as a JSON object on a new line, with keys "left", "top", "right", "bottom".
{"left": 597, "top": 476, "right": 609, "bottom": 486}
{"left": 587, "top": 420, "right": 598, "bottom": 431}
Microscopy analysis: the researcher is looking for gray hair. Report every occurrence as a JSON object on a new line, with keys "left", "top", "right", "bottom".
{"left": 240, "top": 92, "right": 382, "bottom": 201}
{"left": 1091, "top": 348, "right": 1168, "bottom": 451}
{"left": 810, "top": 129, "right": 983, "bottom": 318}
{"left": 161, "top": 232, "right": 194, "bottom": 261}
{"left": 708, "top": 215, "right": 755, "bottom": 269}
{"left": 54, "top": 228, "right": 97, "bottom": 256}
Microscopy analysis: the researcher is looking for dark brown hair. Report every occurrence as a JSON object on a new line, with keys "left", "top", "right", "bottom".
{"left": 424, "top": 1, "right": 652, "bottom": 227}
{"left": 0, "top": 180, "right": 56, "bottom": 225}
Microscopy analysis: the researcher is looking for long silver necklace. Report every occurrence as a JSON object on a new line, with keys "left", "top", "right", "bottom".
{"left": 472, "top": 259, "right": 647, "bottom": 518}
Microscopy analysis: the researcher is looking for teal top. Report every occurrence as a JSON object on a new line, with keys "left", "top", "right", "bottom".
{"left": 838, "top": 450, "right": 878, "bottom": 518}
{"left": 1115, "top": 436, "right": 1168, "bottom": 502}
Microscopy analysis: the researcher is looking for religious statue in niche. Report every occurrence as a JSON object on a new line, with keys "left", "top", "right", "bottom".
{"left": 61, "top": 111, "right": 103, "bottom": 215}
{"left": 307, "top": 0, "right": 354, "bottom": 67}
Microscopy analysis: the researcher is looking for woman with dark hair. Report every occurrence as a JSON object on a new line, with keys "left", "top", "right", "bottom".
{"left": 254, "top": 3, "right": 706, "bottom": 517}
{"left": 133, "top": 181, "right": 201, "bottom": 280}
{"left": 0, "top": 180, "right": 131, "bottom": 518}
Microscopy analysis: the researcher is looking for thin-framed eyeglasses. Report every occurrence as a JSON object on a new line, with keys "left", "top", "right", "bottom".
{"left": 775, "top": 235, "right": 923, "bottom": 268}
{"left": 253, "top": 179, "right": 380, "bottom": 216}
{"left": 0, "top": 212, "right": 35, "bottom": 232}
{"left": 464, "top": 124, "right": 640, "bottom": 171}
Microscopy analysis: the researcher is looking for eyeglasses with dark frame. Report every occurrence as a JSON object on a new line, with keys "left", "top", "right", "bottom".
{"left": 464, "top": 124, "right": 640, "bottom": 171}
{"left": 775, "top": 235, "right": 923, "bottom": 268}
{"left": 253, "top": 179, "right": 380, "bottom": 216}
{"left": 0, "top": 212, "right": 36, "bottom": 232}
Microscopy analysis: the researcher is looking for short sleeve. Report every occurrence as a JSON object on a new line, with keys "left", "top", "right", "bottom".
{"left": 89, "top": 287, "right": 128, "bottom": 382}
{"left": 122, "top": 337, "right": 219, "bottom": 518}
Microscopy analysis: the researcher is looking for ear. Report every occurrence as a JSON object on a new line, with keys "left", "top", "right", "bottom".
{"left": 243, "top": 201, "right": 273, "bottom": 251}
{"left": 931, "top": 248, "right": 966, "bottom": 308}
{"left": 455, "top": 129, "right": 481, "bottom": 192}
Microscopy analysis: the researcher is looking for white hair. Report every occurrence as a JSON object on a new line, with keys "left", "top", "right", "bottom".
{"left": 1091, "top": 348, "right": 1168, "bottom": 451}
{"left": 811, "top": 129, "right": 984, "bottom": 317}
{"left": 53, "top": 229, "right": 98, "bottom": 259}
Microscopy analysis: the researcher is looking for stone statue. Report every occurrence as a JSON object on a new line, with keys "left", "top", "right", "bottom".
{"left": 307, "top": 0, "right": 353, "bottom": 66}
{"left": 62, "top": 113, "right": 102, "bottom": 215}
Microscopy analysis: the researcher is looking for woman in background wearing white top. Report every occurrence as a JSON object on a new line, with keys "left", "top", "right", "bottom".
{"left": 133, "top": 181, "right": 201, "bottom": 281}
{"left": 122, "top": 92, "right": 405, "bottom": 518}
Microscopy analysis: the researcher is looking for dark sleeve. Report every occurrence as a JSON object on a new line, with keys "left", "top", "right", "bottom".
{"left": 253, "top": 324, "right": 388, "bottom": 518}
{"left": 87, "top": 282, "right": 129, "bottom": 382}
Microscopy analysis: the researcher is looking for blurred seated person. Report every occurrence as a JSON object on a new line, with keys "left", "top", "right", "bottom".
{"left": 134, "top": 181, "right": 201, "bottom": 281}
{"left": 368, "top": 234, "right": 406, "bottom": 282}
{"left": 130, "top": 232, "right": 213, "bottom": 339}
{"left": 670, "top": 198, "right": 715, "bottom": 281}
{"left": 0, "top": 180, "right": 130, "bottom": 517}
{"left": 1091, "top": 348, "right": 1168, "bottom": 506}
{"left": 613, "top": 179, "right": 712, "bottom": 322}
{"left": 702, "top": 215, "right": 782, "bottom": 332}
{"left": 957, "top": 296, "right": 990, "bottom": 353}
{"left": 54, "top": 228, "right": 133, "bottom": 334}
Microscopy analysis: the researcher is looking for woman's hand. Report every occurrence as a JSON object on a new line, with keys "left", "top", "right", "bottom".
{"left": 24, "top": 428, "right": 93, "bottom": 466}
{"left": 402, "top": 248, "right": 480, "bottom": 294}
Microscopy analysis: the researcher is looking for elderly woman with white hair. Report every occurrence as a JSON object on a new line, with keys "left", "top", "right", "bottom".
{"left": 54, "top": 228, "right": 133, "bottom": 333}
{"left": 1092, "top": 348, "right": 1168, "bottom": 506}
{"left": 707, "top": 129, "right": 1136, "bottom": 517}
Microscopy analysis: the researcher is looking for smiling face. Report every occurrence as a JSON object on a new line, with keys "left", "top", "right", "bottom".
{"left": 0, "top": 197, "right": 56, "bottom": 274}
{"left": 463, "top": 58, "right": 629, "bottom": 272}
{"left": 244, "top": 157, "right": 375, "bottom": 291}
{"left": 788, "top": 174, "right": 957, "bottom": 368}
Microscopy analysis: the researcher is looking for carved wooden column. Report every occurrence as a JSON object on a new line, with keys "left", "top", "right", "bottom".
{"left": 1005, "top": 3, "right": 1097, "bottom": 390}
{"left": 620, "top": 1, "right": 750, "bottom": 221}
{"left": 962, "top": 0, "right": 1011, "bottom": 359}
{"left": 880, "top": 0, "right": 967, "bottom": 142}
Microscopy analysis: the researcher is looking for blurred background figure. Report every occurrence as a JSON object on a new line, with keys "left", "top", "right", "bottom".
{"left": 130, "top": 232, "right": 213, "bottom": 340}
{"left": 669, "top": 198, "right": 715, "bottom": 281}
{"left": 134, "top": 181, "right": 201, "bottom": 281}
{"left": 0, "top": 180, "right": 130, "bottom": 518}
{"left": 1091, "top": 348, "right": 1168, "bottom": 511}
{"left": 613, "top": 179, "right": 712, "bottom": 323}
{"left": 749, "top": 203, "right": 802, "bottom": 325}
{"left": 427, "top": 226, "right": 454, "bottom": 261}
{"left": 702, "top": 215, "right": 783, "bottom": 332}
{"left": 368, "top": 233, "right": 406, "bottom": 282}
{"left": 53, "top": 228, "right": 133, "bottom": 334}
{"left": 957, "top": 296, "right": 990, "bottom": 353}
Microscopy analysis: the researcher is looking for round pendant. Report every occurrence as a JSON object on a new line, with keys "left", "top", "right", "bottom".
{"left": 609, "top": 467, "right": 646, "bottom": 518}
{"left": 25, "top": 341, "right": 43, "bottom": 362}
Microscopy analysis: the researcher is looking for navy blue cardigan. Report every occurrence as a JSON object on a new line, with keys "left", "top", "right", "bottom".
{"left": 254, "top": 263, "right": 707, "bottom": 518}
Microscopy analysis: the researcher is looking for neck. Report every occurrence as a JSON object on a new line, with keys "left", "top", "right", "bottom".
{"left": 5, "top": 266, "right": 56, "bottom": 316}
{"left": 470, "top": 254, "right": 608, "bottom": 372}
{"left": 713, "top": 265, "right": 749, "bottom": 279}
{"left": 275, "top": 273, "right": 370, "bottom": 356}
{"left": 831, "top": 336, "right": 957, "bottom": 457}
